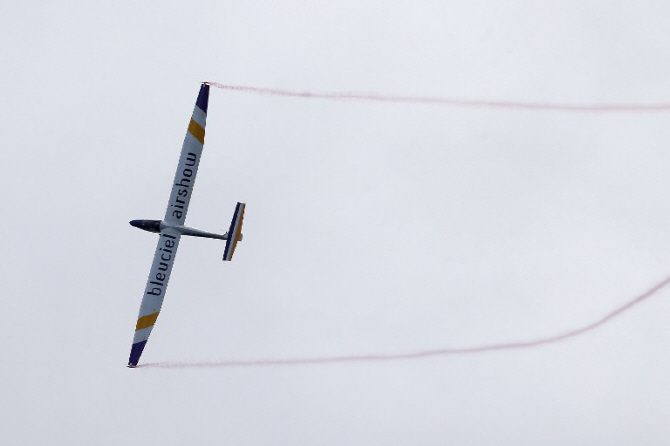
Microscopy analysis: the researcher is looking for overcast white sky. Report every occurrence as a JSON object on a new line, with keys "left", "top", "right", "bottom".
{"left": 4, "top": 1, "right": 670, "bottom": 444}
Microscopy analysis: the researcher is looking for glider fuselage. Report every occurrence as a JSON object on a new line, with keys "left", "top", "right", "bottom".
{"left": 130, "top": 219, "right": 229, "bottom": 240}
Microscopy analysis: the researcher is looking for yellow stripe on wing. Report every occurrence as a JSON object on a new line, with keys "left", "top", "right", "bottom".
{"left": 188, "top": 118, "right": 205, "bottom": 144}
{"left": 136, "top": 312, "right": 160, "bottom": 331}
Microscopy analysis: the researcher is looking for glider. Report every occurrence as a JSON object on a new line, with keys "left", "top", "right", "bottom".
{"left": 127, "top": 83, "right": 245, "bottom": 368}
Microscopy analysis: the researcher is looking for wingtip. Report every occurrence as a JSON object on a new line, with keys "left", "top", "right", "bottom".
{"left": 128, "top": 340, "right": 148, "bottom": 367}
{"left": 196, "top": 83, "right": 210, "bottom": 113}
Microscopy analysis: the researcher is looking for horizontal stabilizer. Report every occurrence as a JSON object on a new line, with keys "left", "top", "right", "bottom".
{"left": 223, "top": 202, "right": 245, "bottom": 261}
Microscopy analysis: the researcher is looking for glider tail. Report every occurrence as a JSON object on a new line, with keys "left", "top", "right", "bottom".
{"left": 223, "top": 202, "right": 245, "bottom": 261}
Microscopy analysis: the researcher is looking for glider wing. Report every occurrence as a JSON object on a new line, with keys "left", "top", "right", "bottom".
{"left": 128, "top": 228, "right": 181, "bottom": 367}
{"left": 163, "top": 83, "right": 209, "bottom": 225}
{"left": 127, "top": 84, "right": 209, "bottom": 367}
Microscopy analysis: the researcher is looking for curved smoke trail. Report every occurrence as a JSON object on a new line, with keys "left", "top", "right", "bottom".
{"left": 141, "top": 274, "right": 670, "bottom": 369}
{"left": 206, "top": 82, "right": 670, "bottom": 112}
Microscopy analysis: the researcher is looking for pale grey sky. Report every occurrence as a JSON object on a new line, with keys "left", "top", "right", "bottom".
{"left": 3, "top": 1, "right": 670, "bottom": 444}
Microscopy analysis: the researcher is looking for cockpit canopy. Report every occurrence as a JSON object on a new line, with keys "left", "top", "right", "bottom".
{"left": 129, "top": 219, "right": 162, "bottom": 233}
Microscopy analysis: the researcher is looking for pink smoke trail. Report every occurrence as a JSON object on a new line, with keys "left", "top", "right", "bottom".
{"left": 206, "top": 82, "right": 670, "bottom": 112}
{"left": 140, "top": 274, "right": 670, "bottom": 369}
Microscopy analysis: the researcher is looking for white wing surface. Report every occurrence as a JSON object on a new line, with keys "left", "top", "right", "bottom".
{"left": 128, "top": 229, "right": 182, "bottom": 366}
{"left": 163, "top": 84, "right": 209, "bottom": 225}
{"left": 128, "top": 84, "right": 209, "bottom": 367}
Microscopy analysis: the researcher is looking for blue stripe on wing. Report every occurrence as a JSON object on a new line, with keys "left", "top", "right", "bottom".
{"left": 196, "top": 83, "right": 210, "bottom": 113}
{"left": 128, "top": 340, "right": 148, "bottom": 367}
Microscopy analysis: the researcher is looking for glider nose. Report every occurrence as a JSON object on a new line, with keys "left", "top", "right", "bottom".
{"left": 129, "top": 219, "right": 162, "bottom": 233}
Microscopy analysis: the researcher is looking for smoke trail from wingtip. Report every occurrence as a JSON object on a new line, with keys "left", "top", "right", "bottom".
{"left": 141, "top": 274, "right": 670, "bottom": 369}
{"left": 206, "top": 82, "right": 670, "bottom": 112}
